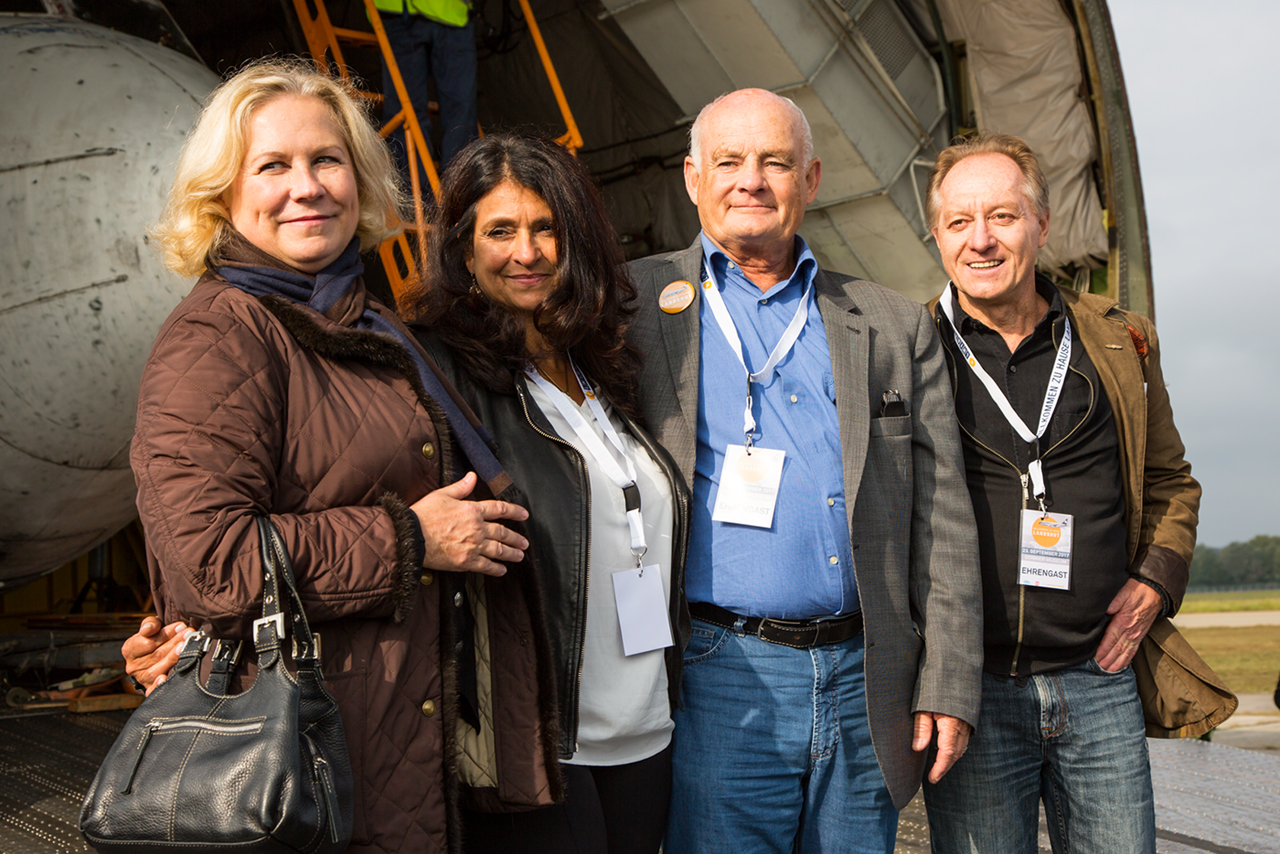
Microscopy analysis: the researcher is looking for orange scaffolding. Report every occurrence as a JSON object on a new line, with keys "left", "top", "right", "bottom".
{"left": 289, "top": 0, "right": 583, "bottom": 300}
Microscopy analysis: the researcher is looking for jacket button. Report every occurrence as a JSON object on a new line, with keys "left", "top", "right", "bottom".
{"left": 421, "top": 700, "right": 436, "bottom": 717}
{"left": 420, "top": 571, "right": 433, "bottom": 586}
{"left": 454, "top": 592, "right": 463, "bottom": 607}
{"left": 421, "top": 442, "right": 435, "bottom": 459}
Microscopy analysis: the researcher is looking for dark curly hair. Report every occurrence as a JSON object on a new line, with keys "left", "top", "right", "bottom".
{"left": 403, "top": 133, "right": 642, "bottom": 417}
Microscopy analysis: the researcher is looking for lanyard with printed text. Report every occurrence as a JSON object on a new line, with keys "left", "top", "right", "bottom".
{"left": 526, "top": 359, "right": 648, "bottom": 565}
{"left": 937, "top": 283, "right": 1071, "bottom": 510}
{"left": 701, "top": 261, "right": 811, "bottom": 450}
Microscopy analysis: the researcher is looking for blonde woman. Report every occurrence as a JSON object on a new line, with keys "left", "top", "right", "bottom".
{"left": 127, "top": 59, "right": 546, "bottom": 854}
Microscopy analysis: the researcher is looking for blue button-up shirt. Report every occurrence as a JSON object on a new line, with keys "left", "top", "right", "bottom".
{"left": 688, "top": 233, "right": 857, "bottom": 618}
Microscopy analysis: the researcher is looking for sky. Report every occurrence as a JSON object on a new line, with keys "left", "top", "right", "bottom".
{"left": 1106, "top": 1, "right": 1280, "bottom": 547}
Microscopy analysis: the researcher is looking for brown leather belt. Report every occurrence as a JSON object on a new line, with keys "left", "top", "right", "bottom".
{"left": 689, "top": 602, "right": 863, "bottom": 649}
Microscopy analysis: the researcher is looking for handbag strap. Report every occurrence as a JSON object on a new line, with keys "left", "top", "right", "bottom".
{"left": 254, "top": 516, "right": 319, "bottom": 666}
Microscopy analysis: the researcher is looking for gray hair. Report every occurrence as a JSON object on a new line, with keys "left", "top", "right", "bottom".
{"left": 926, "top": 133, "right": 1050, "bottom": 229}
{"left": 688, "top": 89, "right": 814, "bottom": 169}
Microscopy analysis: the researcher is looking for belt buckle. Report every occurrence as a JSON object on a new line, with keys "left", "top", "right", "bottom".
{"left": 757, "top": 617, "right": 814, "bottom": 645}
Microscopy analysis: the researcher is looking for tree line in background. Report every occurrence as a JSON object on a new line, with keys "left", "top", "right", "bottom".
{"left": 1190, "top": 536, "right": 1280, "bottom": 588}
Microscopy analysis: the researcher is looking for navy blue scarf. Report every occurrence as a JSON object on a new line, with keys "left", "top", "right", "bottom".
{"left": 215, "top": 237, "right": 506, "bottom": 489}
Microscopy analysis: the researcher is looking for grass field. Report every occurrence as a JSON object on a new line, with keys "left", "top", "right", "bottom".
{"left": 1180, "top": 589, "right": 1280, "bottom": 613}
{"left": 1179, "top": 624, "right": 1280, "bottom": 694}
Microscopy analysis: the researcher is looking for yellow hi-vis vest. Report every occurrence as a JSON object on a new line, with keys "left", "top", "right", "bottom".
{"left": 373, "top": 0, "right": 469, "bottom": 27}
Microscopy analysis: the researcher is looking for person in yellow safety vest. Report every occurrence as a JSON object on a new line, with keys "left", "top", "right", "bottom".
{"left": 374, "top": 0, "right": 478, "bottom": 187}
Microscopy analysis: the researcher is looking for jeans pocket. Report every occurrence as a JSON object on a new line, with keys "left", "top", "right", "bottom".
{"left": 683, "top": 620, "right": 730, "bottom": 665}
{"left": 1088, "top": 657, "right": 1131, "bottom": 676}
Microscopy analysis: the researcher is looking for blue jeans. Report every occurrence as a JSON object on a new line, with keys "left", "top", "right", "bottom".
{"left": 665, "top": 618, "right": 897, "bottom": 854}
{"left": 924, "top": 660, "right": 1156, "bottom": 854}
{"left": 380, "top": 11, "right": 478, "bottom": 183}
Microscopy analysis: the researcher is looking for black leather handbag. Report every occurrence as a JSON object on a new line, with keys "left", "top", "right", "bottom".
{"left": 79, "top": 517, "right": 353, "bottom": 853}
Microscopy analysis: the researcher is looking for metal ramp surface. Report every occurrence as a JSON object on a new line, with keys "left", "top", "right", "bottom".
{"left": 893, "top": 738, "right": 1280, "bottom": 854}
{"left": 1148, "top": 738, "right": 1280, "bottom": 853}
{"left": 3, "top": 710, "right": 1276, "bottom": 853}
{"left": 0, "top": 710, "right": 129, "bottom": 854}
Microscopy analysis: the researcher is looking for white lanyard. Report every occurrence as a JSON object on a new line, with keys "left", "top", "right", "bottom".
{"left": 701, "top": 261, "right": 812, "bottom": 449}
{"left": 937, "top": 283, "right": 1071, "bottom": 508}
{"left": 525, "top": 359, "right": 648, "bottom": 565}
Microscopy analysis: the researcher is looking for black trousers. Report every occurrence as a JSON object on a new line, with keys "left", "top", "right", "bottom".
{"left": 462, "top": 745, "right": 672, "bottom": 854}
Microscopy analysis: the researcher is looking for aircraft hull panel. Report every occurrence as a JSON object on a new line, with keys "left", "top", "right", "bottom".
{"left": 601, "top": 0, "right": 950, "bottom": 301}
{"left": 0, "top": 16, "right": 218, "bottom": 588}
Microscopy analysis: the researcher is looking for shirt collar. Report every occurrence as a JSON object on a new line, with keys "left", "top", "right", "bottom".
{"left": 947, "top": 273, "right": 1065, "bottom": 335}
{"left": 699, "top": 231, "right": 818, "bottom": 296}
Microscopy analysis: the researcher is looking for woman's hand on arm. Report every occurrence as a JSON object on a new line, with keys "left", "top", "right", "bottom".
{"left": 122, "top": 617, "right": 193, "bottom": 695}
{"left": 411, "top": 472, "right": 530, "bottom": 577}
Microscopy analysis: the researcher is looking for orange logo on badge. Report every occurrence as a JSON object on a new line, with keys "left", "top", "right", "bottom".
{"left": 735, "top": 452, "right": 768, "bottom": 483}
{"left": 659, "top": 280, "right": 696, "bottom": 314}
{"left": 1031, "top": 517, "right": 1063, "bottom": 548}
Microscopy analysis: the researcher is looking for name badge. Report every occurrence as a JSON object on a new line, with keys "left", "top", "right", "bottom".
{"left": 712, "top": 444, "right": 785, "bottom": 528}
{"left": 612, "top": 566, "right": 673, "bottom": 656}
{"left": 1018, "top": 510, "right": 1073, "bottom": 590}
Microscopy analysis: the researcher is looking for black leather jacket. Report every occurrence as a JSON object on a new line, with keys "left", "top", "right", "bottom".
{"left": 418, "top": 333, "right": 692, "bottom": 758}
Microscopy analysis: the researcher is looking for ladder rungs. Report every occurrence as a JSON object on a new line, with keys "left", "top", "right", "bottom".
{"left": 333, "top": 27, "right": 378, "bottom": 46}
{"left": 291, "top": 0, "right": 582, "bottom": 302}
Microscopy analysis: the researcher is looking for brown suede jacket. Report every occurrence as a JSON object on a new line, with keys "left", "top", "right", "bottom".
{"left": 132, "top": 249, "right": 556, "bottom": 854}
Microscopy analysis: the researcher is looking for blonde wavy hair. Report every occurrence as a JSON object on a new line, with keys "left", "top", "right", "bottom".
{"left": 153, "top": 58, "right": 403, "bottom": 278}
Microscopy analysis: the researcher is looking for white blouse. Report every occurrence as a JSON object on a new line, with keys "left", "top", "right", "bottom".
{"left": 525, "top": 377, "right": 675, "bottom": 766}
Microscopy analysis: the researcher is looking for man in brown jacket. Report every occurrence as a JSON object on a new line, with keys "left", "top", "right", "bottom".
{"left": 921, "top": 133, "right": 1200, "bottom": 854}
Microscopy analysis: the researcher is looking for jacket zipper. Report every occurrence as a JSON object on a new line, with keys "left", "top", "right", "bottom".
{"left": 123, "top": 718, "right": 264, "bottom": 794}
{"left": 516, "top": 381, "right": 592, "bottom": 752}
{"left": 628, "top": 421, "right": 692, "bottom": 700}
{"left": 938, "top": 314, "right": 1097, "bottom": 677}
{"left": 1011, "top": 474, "right": 1029, "bottom": 675}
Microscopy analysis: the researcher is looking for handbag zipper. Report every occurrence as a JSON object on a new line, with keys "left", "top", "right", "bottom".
{"left": 122, "top": 718, "right": 264, "bottom": 794}
{"left": 314, "top": 753, "right": 342, "bottom": 843}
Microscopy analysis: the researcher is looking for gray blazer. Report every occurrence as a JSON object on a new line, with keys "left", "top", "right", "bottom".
{"left": 627, "top": 241, "right": 983, "bottom": 808}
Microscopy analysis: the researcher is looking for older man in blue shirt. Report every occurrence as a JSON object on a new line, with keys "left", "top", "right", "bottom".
{"left": 626, "top": 88, "right": 983, "bottom": 854}
{"left": 691, "top": 233, "right": 857, "bottom": 617}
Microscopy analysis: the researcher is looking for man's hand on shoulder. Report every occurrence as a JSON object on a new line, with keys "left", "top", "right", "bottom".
{"left": 1094, "top": 577, "right": 1162, "bottom": 673}
{"left": 913, "top": 711, "right": 972, "bottom": 783}
{"left": 122, "top": 616, "right": 193, "bottom": 695}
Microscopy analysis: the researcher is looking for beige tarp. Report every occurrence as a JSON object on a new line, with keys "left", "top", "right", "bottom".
{"left": 913, "top": 0, "right": 1109, "bottom": 276}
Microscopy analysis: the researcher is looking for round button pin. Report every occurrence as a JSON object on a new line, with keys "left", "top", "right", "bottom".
{"left": 659, "top": 280, "right": 696, "bottom": 314}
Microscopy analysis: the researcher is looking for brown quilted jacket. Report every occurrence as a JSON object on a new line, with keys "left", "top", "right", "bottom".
{"left": 131, "top": 246, "right": 554, "bottom": 853}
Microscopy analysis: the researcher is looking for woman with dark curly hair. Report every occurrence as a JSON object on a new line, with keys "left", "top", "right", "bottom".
{"left": 405, "top": 133, "right": 690, "bottom": 854}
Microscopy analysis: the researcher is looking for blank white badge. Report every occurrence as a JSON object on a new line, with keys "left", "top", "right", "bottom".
{"left": 612, "top": 566, "right": 674, "bottom": 656}
{"left": 712, "top": 445, "right": 785, "bottom": 528}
